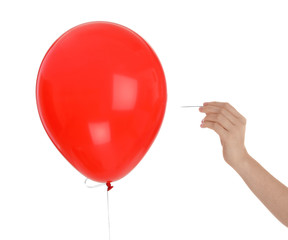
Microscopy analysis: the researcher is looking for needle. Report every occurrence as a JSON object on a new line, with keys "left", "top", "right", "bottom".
{"left": 181, "top": 106, "right": 203, "bottom": 108}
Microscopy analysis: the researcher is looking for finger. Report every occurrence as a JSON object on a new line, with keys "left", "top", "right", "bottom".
{"left": 202, "top": 121, "right": 227, "bottom": 139}
{"left": 199, "top": 105, "right": 237, "bottom": 125}
{"left": 203, "top": 102, "right": 245, "bottom": 121}
{"left": 203, "top": 113, "right": 233, "bottom": 131}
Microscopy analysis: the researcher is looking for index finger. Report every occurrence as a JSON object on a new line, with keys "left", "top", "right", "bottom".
{"left": 203, "top": 102, "right": 244, "bottom": 119}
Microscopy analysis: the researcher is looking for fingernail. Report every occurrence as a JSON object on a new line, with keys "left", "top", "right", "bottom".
{"left": 201, "top": 119, "right": 204, "bottom": 123}
{"left": 200, "top": 123, "right": 205, "bottom": 128}
{"left": 203, "top": 102, "right": 208, "bottom": 106}
{"left": 199, "top": 107, "right": 203, "bottom": 112}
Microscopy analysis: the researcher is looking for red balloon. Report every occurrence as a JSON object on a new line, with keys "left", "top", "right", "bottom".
{"left": 36, "top": 21, "right": 167, "bottom": 183}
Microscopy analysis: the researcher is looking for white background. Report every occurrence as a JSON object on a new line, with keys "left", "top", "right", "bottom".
{"left": 1, "top": 0, "right": 288, "bottom": 239}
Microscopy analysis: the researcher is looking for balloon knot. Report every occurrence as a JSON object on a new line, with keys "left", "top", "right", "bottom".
{"left": 106, "top": 181, "right": 113, "bottom": 191}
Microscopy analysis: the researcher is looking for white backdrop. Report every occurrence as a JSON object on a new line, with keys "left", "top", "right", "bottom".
{"left": 1, "top": 0, "right": 288, "bottom": 239}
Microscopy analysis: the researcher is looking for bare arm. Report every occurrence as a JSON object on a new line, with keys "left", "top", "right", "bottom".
{"left": 199, "top": 101, "right": 288, "bottom": 227}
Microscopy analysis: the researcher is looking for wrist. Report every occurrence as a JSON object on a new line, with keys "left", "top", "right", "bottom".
{"left": 229, "top": 150, "right": 253, "bottom": 175}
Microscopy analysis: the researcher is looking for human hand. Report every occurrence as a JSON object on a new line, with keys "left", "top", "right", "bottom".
{"left": 199, "top": 102, "right": 288, "bottom": 227}
{"left": 199, "top": 102, "right": 249, "bottom": 168}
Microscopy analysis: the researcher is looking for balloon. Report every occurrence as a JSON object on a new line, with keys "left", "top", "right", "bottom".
{"left": 36, "top": 21, "right": 167, "bottom": 184}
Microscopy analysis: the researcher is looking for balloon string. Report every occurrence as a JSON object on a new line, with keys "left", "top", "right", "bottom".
{"left": 85, "top": 178, "right": 113, "bottom": 240}
{"left": 107, "top": 190, "right": 111, "bottom": 240}
{"left": 84, "top": 178, "right": 106, "bottom": 188}
{"left": 106, "top": 181, "right": 113, "bottom": 240}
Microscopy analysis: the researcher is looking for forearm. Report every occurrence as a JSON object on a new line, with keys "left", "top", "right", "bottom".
{"left": 231, "top": 153, "right": 288, "bottom": 227}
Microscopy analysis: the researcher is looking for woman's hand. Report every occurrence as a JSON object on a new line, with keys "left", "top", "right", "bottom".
{"left": 199, "top": 101, "right": 288, "bottom": 227}
{"left": 199, "top": 101, "right": 249, "bottom": 169}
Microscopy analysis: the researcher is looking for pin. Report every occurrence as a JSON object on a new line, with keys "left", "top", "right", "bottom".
{"left": 181, "top": 106, "right": 203, "bottom": 108}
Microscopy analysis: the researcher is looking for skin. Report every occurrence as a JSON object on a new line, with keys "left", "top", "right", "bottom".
{"left": 199, "top": 101, "right": 288, "bottom": 227}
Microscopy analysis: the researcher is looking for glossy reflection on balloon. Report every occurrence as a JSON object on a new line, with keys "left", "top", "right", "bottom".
{"left": 89, "top": 122, "right": 111, "bottom": 145}
{"left": 112, "top": 74, "right": 138, "bottom": 111}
